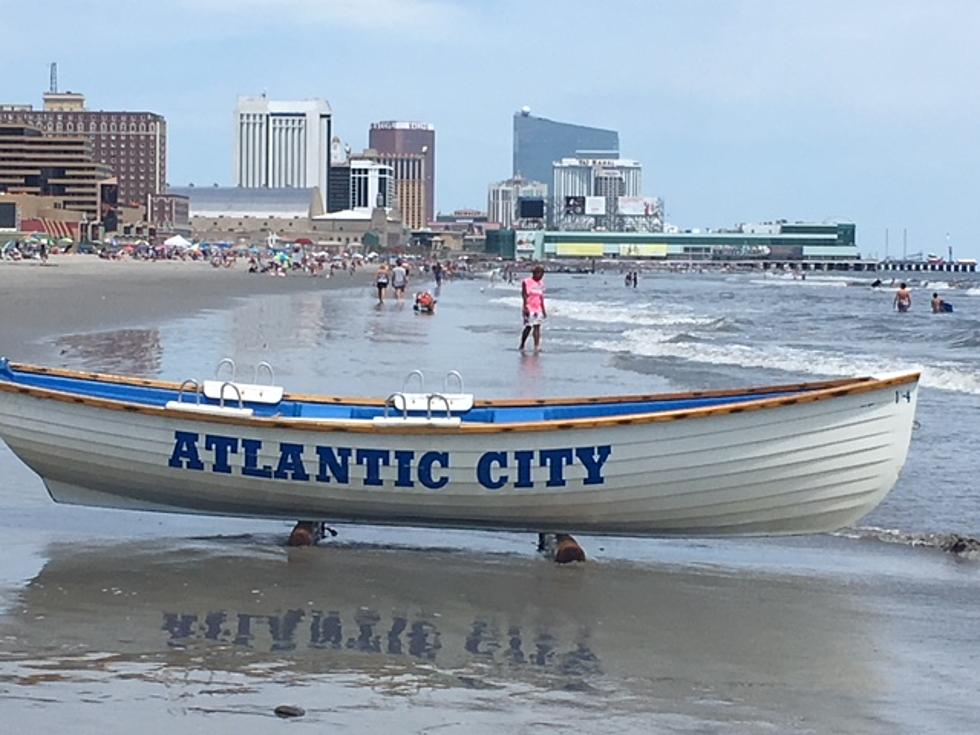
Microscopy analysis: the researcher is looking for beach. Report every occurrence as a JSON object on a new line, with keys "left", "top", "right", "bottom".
{"left": 0, "top": 257, "right": 373, "bottom": 363}
{"left": 1, "top": 258, "right": 979, "bottom": 733}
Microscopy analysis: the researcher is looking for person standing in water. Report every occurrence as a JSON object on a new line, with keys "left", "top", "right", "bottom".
{"left": 375, "top": 263, "right": 390, "bottom": 304}
{"left": 391, "top": 259, "right": 408, "bottom": 300}
{"left": 894, "top": 282, "right": 912, "bottom": 312}
{"left": 520, "top": 265, "right": 547, "bottom": 351}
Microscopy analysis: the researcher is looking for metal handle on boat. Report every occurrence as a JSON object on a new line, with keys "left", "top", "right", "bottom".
{"left": 427, "top": 392, "right": 452, "bottom": 419}
{"left": 176, "top": 379, "right": 202, "bottom": 405}
{"left": 384, "top": 392, "right": 408, "bottom": 419}
{"left": 402, "top": 370, "right": 425, "bottom": 392}
{"left": 215, "top": 358, "right": 236, "bottom": 381}
{"left": 218, "top": 381, "right": 244, "bottom": 410}
{"left": 443, "top": 370, "right": 464, "bottom": 394}
{"left": 253, "top": 361, "right": 275, "bottom": 385}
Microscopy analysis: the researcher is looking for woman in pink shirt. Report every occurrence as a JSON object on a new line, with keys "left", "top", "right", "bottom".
{"left": 519, "top": 265, "right": 547, "bottom": 351}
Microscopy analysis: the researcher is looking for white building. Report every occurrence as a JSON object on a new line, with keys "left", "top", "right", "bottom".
{"left": 234, "top": 96, "right": 332, "bottom": 204}
{"left": 487, "top": 177, "right": 548, "bottom": 228}
{"left": 349, "top": 159, "right": 394, "bottom": 211}
{"left": 552, "top": 157, "right": 642, "bottom": 206}
{"left": 553, "top": 157, "right": 653, "bottom": 231}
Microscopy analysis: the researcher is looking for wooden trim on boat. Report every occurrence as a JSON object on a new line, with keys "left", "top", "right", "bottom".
{"left": 9, "top": 362, "right": 874, "bottom": 409}
{"left": 0, "top": 364, "right": 921, "bottom": 435}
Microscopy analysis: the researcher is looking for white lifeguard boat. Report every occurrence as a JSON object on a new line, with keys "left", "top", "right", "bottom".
{"left": 0, "top": 358, "right": 919, "bottom": 549}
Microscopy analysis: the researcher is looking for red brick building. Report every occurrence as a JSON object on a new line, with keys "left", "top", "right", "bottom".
{"left": 0, "top": 91, "right": 166, "bottom": 211}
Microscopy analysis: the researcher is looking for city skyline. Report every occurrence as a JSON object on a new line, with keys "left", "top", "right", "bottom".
{"left": 6, "top": 0, "right": 980, "bottom": 257}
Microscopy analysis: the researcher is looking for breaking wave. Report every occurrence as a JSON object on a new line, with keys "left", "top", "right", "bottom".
{"left": 591, "top": 329, "right": 980, "bottom": 395}
{"left": 490, "top": 296, "right": 731, "bottom": 329}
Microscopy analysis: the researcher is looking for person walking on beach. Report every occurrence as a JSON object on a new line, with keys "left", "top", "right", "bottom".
{"left": 375, "top": 263, "right": 390, "bottom": 304}
{"left": 894, "top": 282, "right": 912, "bottom": 312}
{"left": 391, "top": 259, "right": 408, "bottom": 300}
{"left": 519, "top": 265, "right": 547, "bottom": 351}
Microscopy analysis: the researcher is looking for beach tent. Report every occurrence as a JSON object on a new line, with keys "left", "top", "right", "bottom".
{"left": 164, "top": 234, "right": 192, "bottom": 248}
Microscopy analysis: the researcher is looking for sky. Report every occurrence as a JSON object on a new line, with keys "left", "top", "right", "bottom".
{"left": 5, "top": 0, "right": 980, "bottom": 258}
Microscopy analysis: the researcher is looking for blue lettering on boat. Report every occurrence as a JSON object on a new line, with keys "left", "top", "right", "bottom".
{"left": 166, "top": 432, "right": 611, "bottom": 490}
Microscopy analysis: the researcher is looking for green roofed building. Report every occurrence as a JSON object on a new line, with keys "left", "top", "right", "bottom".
{"left": 511, "top": 222, "right": 858, "bottom": 261}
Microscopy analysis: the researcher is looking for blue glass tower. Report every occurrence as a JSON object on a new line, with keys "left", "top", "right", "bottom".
{"left": 512, "top": 109, "right": 619, "bottom": 187}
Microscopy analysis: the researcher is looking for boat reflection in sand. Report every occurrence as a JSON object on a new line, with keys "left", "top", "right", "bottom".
{"left": 0, "top": 539, "right": 885, "bottom": 722}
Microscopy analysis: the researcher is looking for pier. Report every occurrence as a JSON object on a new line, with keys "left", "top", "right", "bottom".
{"left": 746, "top": 260, "right": 977, "bottom": 273}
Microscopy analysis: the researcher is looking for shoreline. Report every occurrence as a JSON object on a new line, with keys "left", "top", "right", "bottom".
{"left": 0, "top": 256, "right": 373, "bottom": 362}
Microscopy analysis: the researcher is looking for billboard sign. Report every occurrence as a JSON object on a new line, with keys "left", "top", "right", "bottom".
{"left": 555, "top": 243, "right": 605, "bottom": 257}
{"left": 518, "top": 198, "right": 545, "bottom": 219}
{"left": 584, "top": 196, "right": 606, "bottom": 215}
{"left": 563, "top": 196, "right": 585, "bottom": 215}
{"left": 617, "top": 196, "right": 659, "bottom": 216}
{"left": 515, "top": 230, "right": 543, "bottom": 255}
{"left": 618, "top": 243, "right": 667, "bottom": 258}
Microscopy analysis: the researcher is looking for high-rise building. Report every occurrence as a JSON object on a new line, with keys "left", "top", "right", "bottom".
{"left": 368, "top": 122, "right": 435, "bottom": 224}
{"left": 0, "top": 124, "right": 112, "bottom": 221}
{"left": 552, "top": 157, "right": 658, "bottom": 231}
{"left": 487, "top": 177, "right": 548, "bottom": 229}
{"left": 349, "top": 159, "right": 394, "bottom": 210}
{"left": 234, "top": 96, "right": 332, "bottom": 204}
{"left": 360, "top": 149, "right": 427, "bottom": 229}
{"left": 513, "top": 108, "right": 619, "bottom": 189}
{"left": 0, "top": 91, "right": 167, "bottom": 209}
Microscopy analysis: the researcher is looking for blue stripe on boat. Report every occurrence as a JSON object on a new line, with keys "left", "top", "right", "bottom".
{"left": 0, "top": 363, "right": 800, "bottom": 424}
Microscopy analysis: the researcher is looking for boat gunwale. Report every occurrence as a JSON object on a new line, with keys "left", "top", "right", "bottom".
{"left": 11, "top": 362, "right": 878, "bottom": 406}
{"left": 0, "top": 362, "right": 921, "bottom": 435}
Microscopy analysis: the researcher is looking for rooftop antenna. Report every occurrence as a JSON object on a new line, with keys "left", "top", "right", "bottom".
{"left": 49, "top": 62, "right": 57, "bottom": 93}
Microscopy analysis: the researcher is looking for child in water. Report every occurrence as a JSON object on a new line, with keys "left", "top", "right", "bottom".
{"left": 414, "top": 290, "right": 436, "bottom": 314}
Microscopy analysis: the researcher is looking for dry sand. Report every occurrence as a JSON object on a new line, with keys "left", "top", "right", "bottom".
{"left": 0, "top": 256, "right": 371, "bottom": 361}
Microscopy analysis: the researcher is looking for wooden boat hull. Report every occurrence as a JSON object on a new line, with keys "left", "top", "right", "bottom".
{"left": 0, "top": 363, "right": 919, "bottom": 537}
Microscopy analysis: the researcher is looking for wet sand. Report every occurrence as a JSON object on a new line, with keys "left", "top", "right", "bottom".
{"left": 1, "top": 265, "right": 979, "bottom": 732}
{"left": 0, "top": 256, "right": 372, "bottom": 362}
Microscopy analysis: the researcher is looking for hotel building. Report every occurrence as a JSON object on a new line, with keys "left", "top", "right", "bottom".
{"left": 0, "top": 124, "right": 112, "bottom": 221}
{"left": 359, "top": 149, "right": 426, "bottom": 229}
{"left": 0, "top": 91, "right": 166, "bottom": 210}
{"left": 488, "top": 177, "right": 548, "bottom": 229}
{"left": 368, "top": 122, "right": 435, "bottom": 224}
{"left": 234, "top": 96, "right": 332, "bottom": 205}
{"left": 513, "top": 108, "right": 619, "bottom": 189}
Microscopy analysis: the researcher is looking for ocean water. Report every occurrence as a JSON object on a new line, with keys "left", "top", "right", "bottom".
{"left": 50, "top": 268, "right": 978, "bottom": 539}
{"left": 2, "top": 269, "right": 980, "bottom": 732}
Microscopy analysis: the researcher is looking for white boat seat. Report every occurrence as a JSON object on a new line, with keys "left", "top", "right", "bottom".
{"left": 371, "top": 416, "right": 462, "bottom": 427}
{"left": 164, "top": 401, "right": 255, "bottom": 417}
{"left": 388, "top": 392, "right": 474, "bottom": 413}
{"left": 201, "top": 380, "right": 283, "bottom": 405}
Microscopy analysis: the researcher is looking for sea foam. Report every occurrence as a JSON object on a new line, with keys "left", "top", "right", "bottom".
{"left": 592, "top": 329, "right": 980, "bottom": 396}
